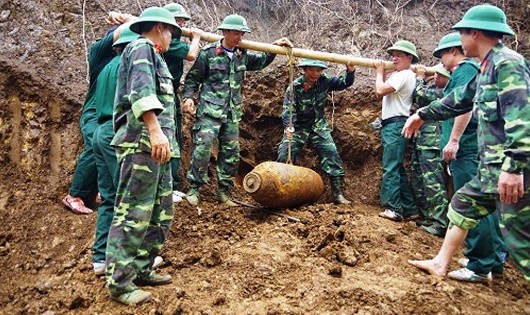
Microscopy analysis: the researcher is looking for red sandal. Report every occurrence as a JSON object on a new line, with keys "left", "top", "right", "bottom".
{"left": 62, "top": 195, "right": 93, "bottom": 215}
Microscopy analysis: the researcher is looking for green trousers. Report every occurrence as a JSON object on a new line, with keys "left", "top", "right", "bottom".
{"left": 91, "top": 121, "right": 118, "bottom": 262}
{"left": 449, "top": 152, "right": 507, "bottom": 274}
{"left": 380, "top": 121, "right": 416, "bottom": 217}
{"left": 69, "top": 108, "right": 99, "bottom": 197}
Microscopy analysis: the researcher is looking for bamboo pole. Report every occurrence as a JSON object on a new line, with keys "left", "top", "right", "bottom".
{"left": 181, "top": 28, "right": 436, "bottom": 75}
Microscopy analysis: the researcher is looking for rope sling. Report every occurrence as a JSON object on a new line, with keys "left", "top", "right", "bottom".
{"left": 285, "top": 47, "right": 295, "bottom": 165}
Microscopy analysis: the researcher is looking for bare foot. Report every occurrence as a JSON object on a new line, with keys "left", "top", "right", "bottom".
{"left": 408, "top": 259, "right": 446, "bottom": 276}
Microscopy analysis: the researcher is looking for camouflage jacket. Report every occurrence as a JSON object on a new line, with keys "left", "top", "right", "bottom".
{"left": 111, "top": 38, "right": 179, "bottom": 158}
{"left": 282, "top": 71, "right": 354, "bottom": 134}
{"left": 418, "top": 43, "right": 530, "bottom": 192}
{"left": 414, "top": 81, "right": 443, "bottom": 108}
{"left": 413, "top": 82, "right": 443, "bottom": 149}
{"left": 182, "top": 40, "right": 276, "bottom": 122}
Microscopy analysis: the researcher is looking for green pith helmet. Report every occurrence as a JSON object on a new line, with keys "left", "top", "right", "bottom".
{"left": 129, "top": 7, "right": 182, "bottom": 38}
{"left": 452, "top": 4, "right": 514, "bottom": 36}
{"left": 433, "top": 63, "right": 450, "bottom": 78}
{"left": 298, "top": 58, "right": 328, "bottom": 69}
{"left": 113, "top": 27, "right": 140, "bottom": 47}
{"left": 386, "top": 40, "right": 419, "bottom": 63}
{"left": 217, "top": 14, "right": 251, "bottom": 33}
{"left": 433, "top": 32, "right": 462, "bottom": 58}
{"left": 164, "top": 3, "right": 191, "bottom": 20}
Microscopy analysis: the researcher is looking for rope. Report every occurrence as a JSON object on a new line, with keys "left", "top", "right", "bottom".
{"left": 285, "top": 47, "right": 295, "bottom": 165}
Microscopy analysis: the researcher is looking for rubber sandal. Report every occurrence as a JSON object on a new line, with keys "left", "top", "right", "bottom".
{"left": 62, "top": 195, "right": 93, "bottom": 215}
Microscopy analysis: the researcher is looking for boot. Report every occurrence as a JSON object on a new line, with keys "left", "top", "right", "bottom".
{"left": 330, "top": 177, "right": 351, "bottom": 205}
{"left": 185, "top": 186, "right": 200, "bottom": 206}
{"left": 216, "top": 188, "right": 238, "bottom": 207}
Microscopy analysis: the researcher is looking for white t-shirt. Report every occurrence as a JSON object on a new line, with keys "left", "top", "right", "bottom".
{"left": 381, "top": 69, "right": 416, "bottom": 120}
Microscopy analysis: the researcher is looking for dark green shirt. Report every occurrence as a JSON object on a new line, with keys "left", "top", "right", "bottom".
{"left": 82, "top": 32, "right": 115, "bottom": 115}
{"left": 439, "top": 59, "right": 479, "bottom": 155}
{"left": 164, "top": 37, "right": 190, "bottom": 88}
{"left": 95, "top": 53, "right": 121, "bottom": 123}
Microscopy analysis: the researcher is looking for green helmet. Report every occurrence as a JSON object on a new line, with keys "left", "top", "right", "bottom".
{"left": 164, "top": 3, "right": 191, "bottom": 20}
{"left": 217, "top": 14, "right": 251, "bottom": 33}
{"left": 386, "top": 40, "right": 419, "bottom": 63}
{"left": 452, "top": 4, "right": 514, "bottom": 36}
{"left": 433, "top": 63, "right": 450, "bottom": 78}
{"left": 129, "top": 7, "right": 182, "bottom": 38}
{"left": 433, "top": 32, "right": 462, "bottom": 58}
{"left": 113, "top": 27, "right": 140, "bottom": 47}
{"left": 298, "top": 58, "right": 328, "bottom": 69}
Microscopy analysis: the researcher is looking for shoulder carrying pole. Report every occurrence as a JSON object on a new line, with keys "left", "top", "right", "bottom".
{"left": 181, "top": 28, "right": 435, "bottom": 75}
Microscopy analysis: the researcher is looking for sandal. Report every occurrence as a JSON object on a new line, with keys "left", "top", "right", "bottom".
{"left": 62, "top": 195, "right": 93, "bottom": 215}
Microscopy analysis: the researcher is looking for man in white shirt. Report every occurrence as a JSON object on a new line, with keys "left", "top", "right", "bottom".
{"left": 374, "top": 40, "right": 419, "bottom": 221}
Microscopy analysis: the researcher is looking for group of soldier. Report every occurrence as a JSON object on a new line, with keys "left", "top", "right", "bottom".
{"left": 61, "top": 1, "right": 529, "bottom": 306}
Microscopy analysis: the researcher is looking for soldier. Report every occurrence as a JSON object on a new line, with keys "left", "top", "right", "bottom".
{"left": 163, "top": 3, "right": 203, "bottom": 203}
{"left": 91, "top": 27, "right": 138, "bottom": 275}
{"left": 182, "top": 14, "right": 293, "bottom": 206}
{"left": 435, "top": 32, "right": 508, "bottom": 283}
{"left": 411, "top": 63, "right": 450, "bottom": 236}
{"left": 62, "top": 11, "right": 135, "bottom": 214}
{"left": 104, "top": 7, "right": 181, "bottom": 305}
{"left": 373, "top": 40, "right": 419, "bottom": 222}
{"left": 277, "top": 58, "right": 355, "bottom": 204}
{"left": 403, "top": 4, "right": 530, "bottom": 282}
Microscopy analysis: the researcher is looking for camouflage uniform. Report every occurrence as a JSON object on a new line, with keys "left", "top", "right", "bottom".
{"left": 443, "top": 58, "right": 507, "bottom": 276}
{"left": 412, "top": 82, "right": 448, "bottom": 228}
{"left": 277, "top": 71, "right": 354, "bottom": 178}
{"left": 182, "top": 41, "right": 275, "bottom": 193}
{"left": 165, "top": 37, "right": 190, "bottom": 190}
{"left": 105, "top": 38, "right": 178, "bottom": 296}
{"left": 418, "top": 43, "right": 530, "bottom": 281}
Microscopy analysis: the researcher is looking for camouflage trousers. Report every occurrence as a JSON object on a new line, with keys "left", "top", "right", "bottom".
{"left": 411, "top": 122, "right": 449, "bottom": 227}
{"left": 448, "top": 175, "right": 530, "bottom": 282}
{"left": 277, "top": 128, "right": 345, "bottom": 177}
{"left": 187, "top": 115, "right": 239, "bottom": 191}
{"left": 106, "top": 149, "right": 174, "bottom": 295}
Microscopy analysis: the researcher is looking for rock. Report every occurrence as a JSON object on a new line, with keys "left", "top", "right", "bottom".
{"left": 328, "top": 266, "right": 342, "bottom": 278}
{"left": 201, "top": 250, "right": 222, "bottom": 268}
{"left": 175, "top": 287, "right": 186, "bottom": 298}
{"left": 336, "top": 249, "right": 358, "bottom": 267}
{"left": 0, "top": 10, "right": 10, "bottom": 23}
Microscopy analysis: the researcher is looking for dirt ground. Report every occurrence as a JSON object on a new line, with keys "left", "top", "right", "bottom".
{"left": 1, "top": 0, "right": 530, "bottom": 314}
